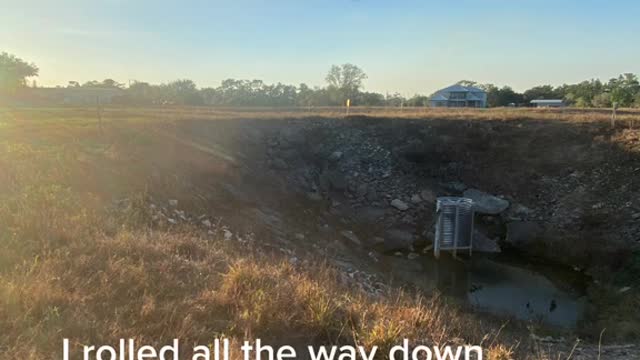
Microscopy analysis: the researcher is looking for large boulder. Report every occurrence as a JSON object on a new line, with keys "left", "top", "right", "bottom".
{"left": 505, "top": 221, "right": 544, "bottom": 249}
{"left": 463, "top": 189, "right": 510, "bottom": 215}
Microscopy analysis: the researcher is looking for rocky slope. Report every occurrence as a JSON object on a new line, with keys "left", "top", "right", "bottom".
{"left": 258, "top": 116, "right": 640, "bottom": 270}
{"left": 163, "top": 112, "right": 640, "bottom": 344}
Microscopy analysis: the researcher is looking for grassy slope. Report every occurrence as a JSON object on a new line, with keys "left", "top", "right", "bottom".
{"left": 1, "top": 106, "right": 638, "bottom": 359}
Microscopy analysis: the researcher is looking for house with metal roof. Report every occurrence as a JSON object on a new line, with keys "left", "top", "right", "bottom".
{"left": 429, "top": 84, "right": 487, "bottom": 108}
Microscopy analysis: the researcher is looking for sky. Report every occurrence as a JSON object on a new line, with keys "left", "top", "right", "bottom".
{"left": 2, "top": 0, "right": 640, "bottom": 95}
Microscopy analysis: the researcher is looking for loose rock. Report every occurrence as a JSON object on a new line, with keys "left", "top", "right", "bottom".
{"left": 329, "top": 151, "right": 343, "bottom": 162}
{"left": 390, "top": 199, "right": 409, "bottom": 211}
{"left": 420, "top": 190, "right": 437, "bottom": 203}
{"left": 340, "top": 230, "right": 361, "bottom": 246}
{"left": 463, "top": 189, "right": 510, "bottom": 215}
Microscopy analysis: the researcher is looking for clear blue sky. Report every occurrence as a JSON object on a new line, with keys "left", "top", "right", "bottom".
{"left": 2, "top": 0, "right": 639, "bottom": 95}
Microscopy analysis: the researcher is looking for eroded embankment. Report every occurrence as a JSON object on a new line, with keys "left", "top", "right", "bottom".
{"left": 190, "top": 115, "right": 639, "bottom": 266}
{"left": 168, "top": 114, "right": 640, "bottom": 337}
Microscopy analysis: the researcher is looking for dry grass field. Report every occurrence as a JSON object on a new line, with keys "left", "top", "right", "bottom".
{"left": 1, "top": 106, "right": 639, "bottom": 359}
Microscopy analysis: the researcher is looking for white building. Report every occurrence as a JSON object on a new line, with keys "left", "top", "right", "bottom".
{"left": 430, "top": 84, "right": 487, "bottom": 108}
{"left": 530, "top": 99, "right": 565, "bottom": 108}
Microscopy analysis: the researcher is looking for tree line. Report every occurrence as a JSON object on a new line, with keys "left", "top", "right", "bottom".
{"left": 2, "top": 51, "right": 640, "bottom": 107}
{"left": 469, "top": 74, "right": 640, "bottom": 108}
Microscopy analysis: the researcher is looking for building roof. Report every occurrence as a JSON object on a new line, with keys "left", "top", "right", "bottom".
{"left": 430, "top": 84, "right": 486, "bottom": 101}
{"left": 430, "top": 94, "right": 448, "bottom": 101}
{"left": 530, "top": 99, "right": 564, "bottom": 104}
{"left": 437, "top": 84, "right": 485, "bottom": 94}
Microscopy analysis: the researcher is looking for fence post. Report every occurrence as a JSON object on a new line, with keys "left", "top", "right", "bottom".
{"left": 96, "top": 96, "right": 103, "bottom": 133}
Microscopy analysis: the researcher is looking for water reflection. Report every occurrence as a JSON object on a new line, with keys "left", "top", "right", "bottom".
{"left": 381, "top": 254, "right": 586, "bottom": 328}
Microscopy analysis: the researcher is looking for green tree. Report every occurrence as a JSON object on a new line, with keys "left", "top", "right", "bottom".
{"left": 562, "top": 79, "right": 604, "bottom": 107}
{"left": 523, "top": 85, "right": 560, "bottom": 103}
{"left": 384, "top": 92, "right": 406, "bottom": 107}
{"left": 100, "top": 79, "right": 124, "bottom": 89}
{"left": 82, "top": 79, "right": 124, "bottom": 88}
{"left": 405, "top": 94, "right": 430, "bottom": 107}
{"left": 296, "top": 83, "right": 315, "bottom": 106}
{"left": 358, "top": 91, "right": 385, "bottom": 106}
{"left": 592, "top": 92, "right": 612, "bottom": 108}
{"left": 456, "top": 80, "right": 479, "bottom": 88}
{"left": 325, "top": 63, "right": 367, "bottom": 104}
{"left": 0, "top": 52, "right": 38, "bottom": 93}
{"left": 126, "top": 81, "right": 154, "bottom": 104}
{"left": 166, "top": 79, "right": 203, "bottom": 105}
{"left": 634, "top": 93, "right": 640, "bottom": 108}
{"left": 82, "top": 80, "right": 100, "bottom": 87}
{"left": 481, "top": 84, "right": 523, "bottom": 107}
{"left": 608, "top": 73, "right": 639, "bottom": 107}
